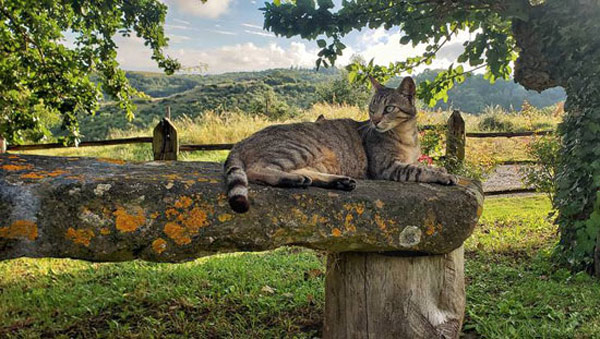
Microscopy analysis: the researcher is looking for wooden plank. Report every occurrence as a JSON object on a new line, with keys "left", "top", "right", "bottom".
{"left": 497, "top": 160, "right": 538, "bottom": 165}
{"left": 324, "top": 247, "right": 465, "bottom": 339}
{"left": 179, "top": 144, "right": 235, "bottom": 152}
{"left": 466, "top": 130, "right": 553, "bottom": 138}
{"left": 6, "top": 137, "right": 153, "bottom": 151}
{"left": 484, "top": 188, "right": 537, "bottom": 196}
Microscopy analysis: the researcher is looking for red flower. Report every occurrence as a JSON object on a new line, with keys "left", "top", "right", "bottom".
{"left": 418, "top": 154, "right": 433, "bottom": 166}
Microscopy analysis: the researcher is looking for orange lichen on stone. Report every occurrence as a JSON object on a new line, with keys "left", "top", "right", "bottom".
{"left": 344, "top": 214, "right": 356, "bottom": 232}
{"left": 0, "top": 220, "right": 38, "bottom": 241}
{"left": 150, "top": 212, "right": 161, "bottom": 219}
{"left": 218, "top": 213, "right": 233, "bottom": 222}
{"left": 477, "top": 205, "right": 483, "bottom": 217}
{"left": 46, "top": 169, "right": 68, "bottom": 177}
{"left": 2, "top": 164, "right": 33, "bottom": 171}
{"left": 374, "top": 200, "right": 384, "bottom": 209}
{"left": 113, "top": 206, "right": 146, "bottom": 233}
{"left": 310, "top": 214, "right": 329, "bottom": 225}
{"left": 20, "top": 172, "right": 46, "bottom": 179}
{"left": 164, "top": 222, "right": 191, "bottom": 245}
{"left": 181, "top": 207, "right": 208, "bottom": 230}
{"left": 344, "top": 202, "right": 365, "bottom": 216}
{"left": 152, "top": 238, "right": 168, "bottom": 254}
{"left": 100, "top": 227, "right": 111, "bottom": 235}
{"left": 174, "top": 196, "right": 193, "bottom": 209}
{"left": 332, "top": 228, "right": 342, "bottom": 237}
{"left": 374, "top": 214, "right": 386, "bottom": 231}
{"left": 7, "top": 155, "right": 19, "bottom": 159}
{"left": 165, "top": 208, "right": 178, "bottom": 218}
{"left": 424, "top": 210, "right": 438, "bottom": 236}
{"left": 66, "top": 227, "right": 94, "bottom": 247}
{"left": 165, "top": 174, "right": 180, "bottom": 180}
{"left": 97, "top": 158, "right": 126, "bottom": 165}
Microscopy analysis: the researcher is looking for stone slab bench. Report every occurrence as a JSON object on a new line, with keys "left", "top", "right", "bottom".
{"left": 0, "top": 154, "right": 483, "bottom": 338}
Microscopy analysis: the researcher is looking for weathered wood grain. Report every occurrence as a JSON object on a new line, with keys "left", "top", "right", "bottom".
{"left": 324, "top": 246, "right": 465, "bottom": 339}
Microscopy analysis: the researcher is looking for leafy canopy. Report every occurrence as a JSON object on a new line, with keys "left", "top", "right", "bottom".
{"left": 263, "top": 0, "right": 526, "bottom": 106}
{"left": 0, "top": 0, "right": 181, "bottom": 144}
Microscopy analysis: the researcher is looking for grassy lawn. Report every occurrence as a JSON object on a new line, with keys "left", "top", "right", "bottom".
{"left": 2, "top": 195, "right": 599, "bottom": 338}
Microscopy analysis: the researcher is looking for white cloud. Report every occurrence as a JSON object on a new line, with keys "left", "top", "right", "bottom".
{"left": 168, "top": 34, "right": 192, "bottom": 43}
{"left": 173, "top": 18, "right": 191, "bottom": 25}
{"left": 165, "top": 0, "right": 232, "bottom": 18}
{"left": 242, "top": 23, "right": 263, "bottom": 29}
{"left": 244, "top": 30, "right": 275, "bottom": 38}
{"left": 208, "top": 29, "right": 238, "bottom": 36}
{"left": 352, "top": 29, "right": 475, "bottom": 72}
{"left": 115, "top": 36, "right": 330, "bottom": 74}
{"left": 165, "top": 24, "right": 191, "bottom": 31}
{"left": 175, "top": 42, "right": 319, "bottom": 73}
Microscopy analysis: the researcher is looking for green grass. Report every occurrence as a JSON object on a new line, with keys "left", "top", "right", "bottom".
{"left": 2, "top": 195, "right": 599, "bottom": 338}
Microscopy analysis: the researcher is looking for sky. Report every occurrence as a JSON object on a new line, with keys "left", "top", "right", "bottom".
{"left": 114, "top": 0, "right": 471, "bottom": 74}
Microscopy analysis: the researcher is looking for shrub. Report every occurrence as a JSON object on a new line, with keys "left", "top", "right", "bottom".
{"left": 478, "top": 109, "right": 516, "bottom": 132}
{"left": 521, "top": 134, "right": 560, "bottom": 202}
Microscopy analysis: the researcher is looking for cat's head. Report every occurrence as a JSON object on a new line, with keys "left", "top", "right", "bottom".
{"left": 367, "top": 76, "right": 417, "bottom": 133}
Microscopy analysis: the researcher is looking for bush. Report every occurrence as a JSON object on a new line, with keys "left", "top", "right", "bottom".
{"left": 478, "top": 107, "right": 517, "bottom": 132}
{"left": 521, "top": 134, "right": 560, "bottom": 202}
{"left": 315, "top": 75, "right": 370, "bottom": 108}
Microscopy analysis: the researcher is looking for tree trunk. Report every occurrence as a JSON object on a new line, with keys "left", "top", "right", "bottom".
{"left": 324, "top": 246, "right": 465, "bottom": 339}
{"left": 513, "top": 0, "right": 600, "bottom": 273}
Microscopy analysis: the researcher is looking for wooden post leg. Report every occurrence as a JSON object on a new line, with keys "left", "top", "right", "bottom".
{"left": 324, "top": 246, "right": 465, "bottom": 339}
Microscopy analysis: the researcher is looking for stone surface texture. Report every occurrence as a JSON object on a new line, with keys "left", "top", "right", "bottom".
{"left": 1, "top": 154, "right": 483, "bottom": 262}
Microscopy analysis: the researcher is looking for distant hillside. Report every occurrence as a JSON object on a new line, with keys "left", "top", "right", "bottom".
{"left": 413, "top": 70, "right": 566, "bottom": 114}
{"left": 76, "top": 68, "right": 565, "bottom": 140}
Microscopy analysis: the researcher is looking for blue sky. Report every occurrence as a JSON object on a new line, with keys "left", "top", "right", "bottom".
{"left": 114, "top": 0, "right": 468, "bottom": 74}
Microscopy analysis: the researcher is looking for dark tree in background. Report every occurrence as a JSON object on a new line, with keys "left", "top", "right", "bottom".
{"left": 0, "top": 0, "right": 181, "bottom": 144}
{"left": 263, "top": 0, "right": 600, "bottom": 274}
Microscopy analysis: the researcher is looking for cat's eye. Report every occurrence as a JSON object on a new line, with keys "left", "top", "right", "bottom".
{"left": 384, "top": 106, "right": 397, "bottom": 114}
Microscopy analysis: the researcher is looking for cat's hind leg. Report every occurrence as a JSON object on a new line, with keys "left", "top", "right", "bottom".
{"left": 291, "top": 168, "right": 357, "bottom": 191}
{"left": 246, "top": 166, "right": 312, "bottom": 188}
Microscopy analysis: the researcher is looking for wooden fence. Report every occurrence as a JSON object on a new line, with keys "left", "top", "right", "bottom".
{"left": 1, "top": 109, "right": 553, "bottom": 194}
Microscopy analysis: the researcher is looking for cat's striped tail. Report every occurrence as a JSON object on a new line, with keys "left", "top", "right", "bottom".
{"left": 224, "top": 155, "right": 250, "bottom": 213}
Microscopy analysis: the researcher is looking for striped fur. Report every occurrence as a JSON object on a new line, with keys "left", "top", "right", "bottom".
{"left": 224, "top": 76, "right": 457, "bottom": 213}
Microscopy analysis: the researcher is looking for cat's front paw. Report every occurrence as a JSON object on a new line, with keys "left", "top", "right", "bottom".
{"left": 333, "top": 177, "right": 357, "bottom": 191}
{"left": 435, "top": 173, "right": 458, "bottom": 185}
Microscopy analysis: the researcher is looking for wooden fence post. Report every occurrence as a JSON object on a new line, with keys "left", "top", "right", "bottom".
{"left": 0, "top": 136, "right": 6, "bottom": 154}
{"left": 446, "top": 110, "right": 466, "bottom": 168}
{"left": 153, "top": 107, "right": 179, "bottom": 161}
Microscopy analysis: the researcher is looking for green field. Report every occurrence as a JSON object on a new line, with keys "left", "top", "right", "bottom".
{"left": 2, "top": 195, "right": 599, "bottom": 338}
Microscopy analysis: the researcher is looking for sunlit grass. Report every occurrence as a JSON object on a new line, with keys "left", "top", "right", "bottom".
{"left": 2, "top": 195, "right": 599, "bottom": 338}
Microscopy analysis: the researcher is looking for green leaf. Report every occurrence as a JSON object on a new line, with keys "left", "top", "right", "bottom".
{"left": 317, "top": 39, "right": 327, "bottom": 48}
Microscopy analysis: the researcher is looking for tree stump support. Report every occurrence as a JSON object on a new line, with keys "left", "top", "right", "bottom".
{"left": 152, "top": 107, "right": 179, "bottom": 161}
{"left": 446, "top": 110, "right": 466, "bottom": 169}
{"left": 324, "top": 247, "right": 465, "bottom": 339}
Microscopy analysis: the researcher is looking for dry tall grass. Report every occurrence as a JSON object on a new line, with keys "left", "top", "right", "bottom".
{"left": 16, "top": 102, "right": 562, "bottom": 164}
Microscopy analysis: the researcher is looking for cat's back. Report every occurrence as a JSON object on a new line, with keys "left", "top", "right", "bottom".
{"left": 232, "top": 118, "right": 368, "bottom": 177}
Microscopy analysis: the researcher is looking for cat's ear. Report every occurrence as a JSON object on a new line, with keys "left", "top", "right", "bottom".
{"left": 398, "top": 76, "right": 416, "bottom": 97}
{"left": 368, "top": 75, "right": 384, "bottom": 90}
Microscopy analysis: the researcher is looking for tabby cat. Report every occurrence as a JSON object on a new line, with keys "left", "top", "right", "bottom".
{"left": 224, "top": 76, "right": 457, "bottom": 213}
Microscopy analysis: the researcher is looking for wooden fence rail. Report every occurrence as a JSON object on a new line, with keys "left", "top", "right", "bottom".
{"left": 1, "top": 109, "right": 554, "bottom": 177}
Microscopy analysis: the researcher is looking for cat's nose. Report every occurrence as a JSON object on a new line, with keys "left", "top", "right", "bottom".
{"left": 371, "top": 116, "right": 383, "bottom": 125}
